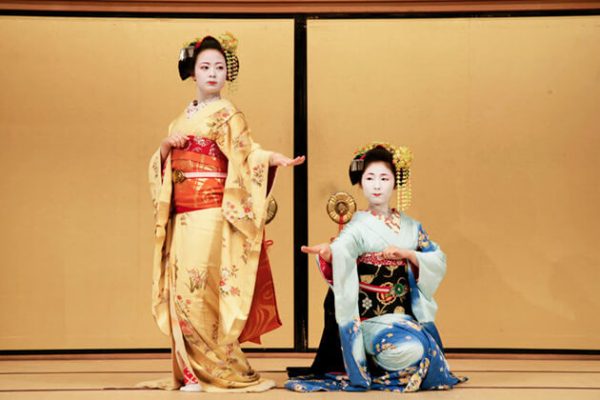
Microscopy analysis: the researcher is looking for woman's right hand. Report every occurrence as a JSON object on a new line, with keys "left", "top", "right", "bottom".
{"left": 160, "top": 134, "right": 188, "bottom": 162}
{"left": 269, "top": 152, "right": 306, "bottom": 167}
{"left": 301, "top": 243, "right": 332, "bottom": 263}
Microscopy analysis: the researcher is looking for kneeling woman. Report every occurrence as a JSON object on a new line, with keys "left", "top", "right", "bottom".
{"left": 287, "top": 143, "right": 465, "bottom": 392}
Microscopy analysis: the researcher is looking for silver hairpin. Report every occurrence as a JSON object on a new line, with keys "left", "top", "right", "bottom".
{"left": 351, "top": 159, "right": 364, "bottom": 172}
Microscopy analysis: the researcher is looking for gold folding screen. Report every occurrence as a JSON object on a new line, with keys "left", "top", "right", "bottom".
{"left": 1, "top": 14, "right": 599, "bottom": 352}
{"left": 0, "top": 16, "right": 295, "bottom": 349}
{"left": 306, "top": 16, "right": 600, "bottom": 349}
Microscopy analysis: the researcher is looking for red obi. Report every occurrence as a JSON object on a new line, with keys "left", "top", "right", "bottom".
{"left": 171, "top": 136, "right": 228, "bottom": 214}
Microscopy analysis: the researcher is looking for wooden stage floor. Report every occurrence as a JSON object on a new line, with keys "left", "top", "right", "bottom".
{"left": 1, "top": 353, "right": 599, "bottom": 399}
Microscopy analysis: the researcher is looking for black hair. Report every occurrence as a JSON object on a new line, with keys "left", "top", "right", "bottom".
{"left": 178, "top": 36, "right": 239, "bottom": 81}
{"left": 348, "top": 146, "right": 405, "bottom": 186}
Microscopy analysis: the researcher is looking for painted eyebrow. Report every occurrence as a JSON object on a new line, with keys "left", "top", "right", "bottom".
{"left": 364, "top": 172, "right": 392, "bottom": 176}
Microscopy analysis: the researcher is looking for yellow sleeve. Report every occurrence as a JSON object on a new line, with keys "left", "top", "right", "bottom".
{"left": 217, "top": 110, "right": 273, "bottom": 238}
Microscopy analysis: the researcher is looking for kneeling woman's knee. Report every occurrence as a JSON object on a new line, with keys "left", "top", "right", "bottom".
{"left": 374, "top": 340, "right": 424, "bottom": 371}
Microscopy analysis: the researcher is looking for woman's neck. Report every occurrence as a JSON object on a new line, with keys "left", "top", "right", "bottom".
{"left": 196, "top": 91, "right": 221, "bottom": 104}
{"left": 368, "top": 204, "right": 391, "bottom": 217}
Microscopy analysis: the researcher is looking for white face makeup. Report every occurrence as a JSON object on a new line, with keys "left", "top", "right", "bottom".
{"left": 360, "top": 161, "right": 395, "bottom": 212}
{"left": 193, "top": 48, "right": 227, "bottom": 99}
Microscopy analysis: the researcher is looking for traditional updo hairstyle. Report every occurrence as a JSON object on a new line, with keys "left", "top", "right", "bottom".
{"left": 178, "top": 35, "right": 240, "bottom": 82}
{"left": 349, "top": 145, "right": 407, "bottom": 187}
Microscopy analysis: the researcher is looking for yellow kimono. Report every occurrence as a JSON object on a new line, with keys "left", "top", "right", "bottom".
{"left": 146, "top": 99, "right": 279, "bottom": 392}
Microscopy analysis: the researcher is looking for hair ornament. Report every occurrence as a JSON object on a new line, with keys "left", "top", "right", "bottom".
{"left": 217, "top": 32, "right": 238, "bottom": 54}
{"left": 350, "top": 158, "right": 364, "bottom": 172}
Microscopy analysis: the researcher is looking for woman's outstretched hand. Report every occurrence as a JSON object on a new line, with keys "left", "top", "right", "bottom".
{"left": 269, "top": 153, "right": 306, "bottom": 167}
{"left": 301, "top": 243, "right": 332, "bottom": 263}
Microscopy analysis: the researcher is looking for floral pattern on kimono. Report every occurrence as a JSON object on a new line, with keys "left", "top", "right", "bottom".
{"left": 285, "top": 211, "right": 466, "bottom": 392}
{"left": 146, "top": 99, "right": 280, "bottom": 392}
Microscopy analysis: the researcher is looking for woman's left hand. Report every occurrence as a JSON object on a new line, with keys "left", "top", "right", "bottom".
{"left": 269, "top": 153, "right": 305, "bottom": 167}
{"left": 382, "top": 246, "right": 418, "bottom": 265}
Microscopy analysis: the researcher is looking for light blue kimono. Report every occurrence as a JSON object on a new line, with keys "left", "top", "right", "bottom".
{"left": 285, "top": 211, "right": 465, "bottom": 392}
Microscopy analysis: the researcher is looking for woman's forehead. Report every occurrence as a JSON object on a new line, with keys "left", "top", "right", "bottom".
{"left": 197, "top": 49, "right": 225, "bottom": 63}
{"left": 364, "top": 161, "right": 393, "bottom": 174}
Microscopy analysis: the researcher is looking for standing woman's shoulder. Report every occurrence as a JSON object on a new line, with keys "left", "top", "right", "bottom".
{"left": 218, "top": 98, "right": 240, "bottom": 114}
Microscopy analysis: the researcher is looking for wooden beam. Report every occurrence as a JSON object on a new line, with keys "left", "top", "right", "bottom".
{"left": 1, "top": 0, "right": 600, "bottom": 14}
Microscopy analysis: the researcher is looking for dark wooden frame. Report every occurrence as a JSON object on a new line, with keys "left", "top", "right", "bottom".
{"left": 1, "top": 0, "right": 600, "bottom": 14}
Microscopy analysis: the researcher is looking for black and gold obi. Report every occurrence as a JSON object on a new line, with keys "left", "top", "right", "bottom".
{"left": 357, "top": 253, "right": 412, "bottom": 319}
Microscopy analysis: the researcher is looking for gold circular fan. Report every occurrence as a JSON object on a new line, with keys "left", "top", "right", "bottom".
{"left": 265, "top": 196, "right": 278, "bottom": 225}
{"left": 327, "top": 192, "right": 356, "bottom": 224}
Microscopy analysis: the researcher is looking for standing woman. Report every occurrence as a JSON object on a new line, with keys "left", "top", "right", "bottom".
{"left": 147, "top": 33, "right": 304, "bottom": 392}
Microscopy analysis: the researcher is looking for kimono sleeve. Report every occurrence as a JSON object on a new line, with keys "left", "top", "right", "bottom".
{"left": 148, "top": 148, "right": 163, "bottom": 215}
{"left": 148, "top": 119, "right": 176, "bottom": 218}
{"left": 330, "top": 220, "right": 371, "bottom": 389}
{"left": 413, "top": 224, "right": 447, "bottom": 301}
{"left": 330, "top": 223, "right": 363, "bottom": 324}
{"left": 214, "top": 109, "right": 276, "bottom": 343}
{"left": 148, "top": 146, "right": 173, "bottom": 336}
{"left": 216, "top": 111, "right": 273, "bottom": 238}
